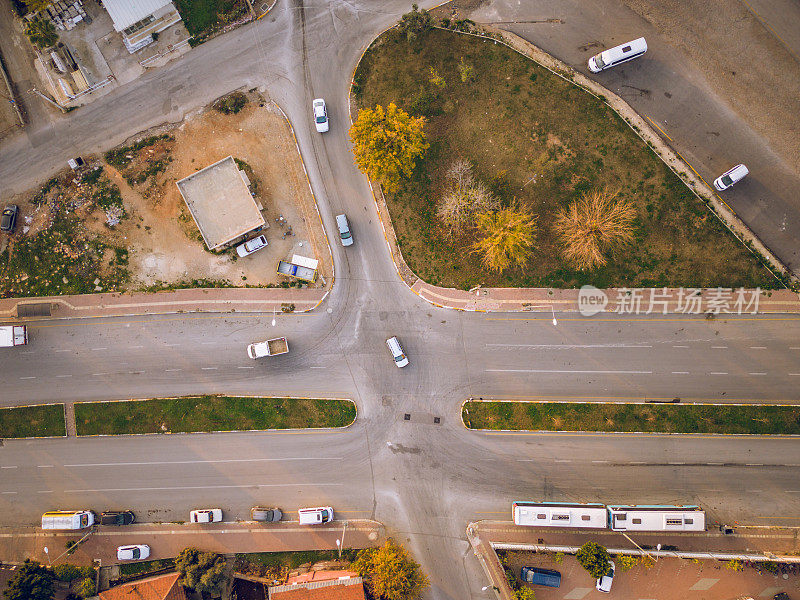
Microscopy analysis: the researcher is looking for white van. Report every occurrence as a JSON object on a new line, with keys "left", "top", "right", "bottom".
{"left": 335, "top": 214, "right": 354, "bottom": 246}
{"left": 386, "top": 336, "right": 409, "bottom": 368}
{"left": 42, "top": 510, "right": 95, "bottom": 530}
{"left": 298, "top": 506, "right": 334, "bottom": 525}
{"left": 588, "top": 37, "right": 647, "bottom": 72}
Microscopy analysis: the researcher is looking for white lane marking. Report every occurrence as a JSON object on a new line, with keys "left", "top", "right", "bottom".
{"left": 55, "top": 349, "right": 71, "bottom": 353}
{"left": 64, "top": 483, "right": 344, "bottom": 493}
{"left": 1, "top": 492, "right": 17, "bottom": 495}
{"left": 790, "top": 373, "right": 800, "bottom": 376}
{"left": 711, "top": 346, "right": 728, "bottom": 349}
{"left": 707, "top": 462, "right": 723, "bottom": 466}
{"left": 486, "top": 343, "right": 652, "bottom": 349}
{"left": 750, "top": 346, "right": 767, "bottom": 350}
{"left": 64, "top": 457, "right": 343, "bottom": 467}
{"left": 710, "top": 372, "right": 728, "bottom": 375}
{"left": 201, "top": 342, "right": 215, "bottom": 345}
{"left": 37, "top": 465, "right": 54, "bottom": 468}
{"left": 165, "top": 368, "right": 182, "bottom": 372}
{"left": 164, "top": 343, "right": 180, "bottom": 347}
{"left": 56, "top": 374, "right": 72, "bottom": 378}
{"left": 130, "top": 345, "right": 144, "bottom": 349}
{"left": 310, "top": 366, "right": 326, "bottom": 369}
{"left": 668, "top": 462, "right": 685, "bottom": 465}
{"left": 486, "top": 369, "right": 653, "bottom": 374}
{"left": 92, "top": 373, "right": 108, "bottom": 376}
{"left": 0, "top": 466, "right": 18, "bottom": 469}
{"left": 19, "top": 376, "right": 36, "bottom": 380}
{"left": 746, "top": 463, "right": 764, "bottom": 466}
{"left": 591, "top": 460, "right": 609, "bottom": 464}
{"left": 237, "top": 366, "right": 254, "bottom": 369}
{"left": 201, "top": 367, "right": 218, "bottom": 370}
{"left": 673, "top": 345, "right": 689, "bottom": 348}
{"left": 554, "top": 459, "right": 572, "bottom": 463}
{"left": 91, "top": 347, "right": 108, "bottom": 351}
{"left": 672, "top": 371, "right": 689, "bottom": 374}
{"left": 748, "top": 372, "right": 767, "bottom": 376}
{"left": 37, "top": 490, "right": 52, "bottom": 493}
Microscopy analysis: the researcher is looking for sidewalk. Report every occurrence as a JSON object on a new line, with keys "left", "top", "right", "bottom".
{"left": 0, "top": 287, "right": 328, "bottom": 321}
{"left": 0, "top": 520, "right": 383, "bottom": 567}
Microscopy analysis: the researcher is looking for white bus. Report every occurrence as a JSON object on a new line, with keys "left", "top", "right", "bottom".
{"left": 607, "top": 505, "right": 705, "bottom": 532}
{"left": 588, "top": 37, "right": 647, "bottom": 72}
{"left": 41, "top": 510, "right": 95, "bottom": 530}
{"left": 513, "top": 501, "right": 607, "bottom": 529}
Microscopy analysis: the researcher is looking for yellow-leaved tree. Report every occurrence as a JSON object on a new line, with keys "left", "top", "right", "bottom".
{"left": 553, "top": 187, "right": 637, "bottom": 270}
{"left": 472, "top": 203, "right": 537, "bottom": 273}
{"left": 349, "top": 103, "right": 429, "bottom": 193}
{"left": 353, "top": 540, "right": 429, "bottom": 600}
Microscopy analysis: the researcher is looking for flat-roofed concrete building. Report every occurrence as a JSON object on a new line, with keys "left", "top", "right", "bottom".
{"left": 176, "top": 156, "right": 265, "bottom": 250}
{"left": 103, "top": 0, "right": 183, "bottom": 52}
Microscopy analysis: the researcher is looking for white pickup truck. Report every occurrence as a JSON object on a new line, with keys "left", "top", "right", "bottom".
{"left": 0, "top": 325, "right": 27, "bottom": 347}
{"left": 247, "top": 337, "right": 289, "bottom": 359}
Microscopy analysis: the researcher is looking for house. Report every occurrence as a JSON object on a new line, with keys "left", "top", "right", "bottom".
{"left": 99, "top": 572, "right": 187, "bottom": 600}
{"left": 268, "top": 575, "right": 366, "bottom": 600}
{"left": 102, "top": 0, "right": 183, "bottom": 52}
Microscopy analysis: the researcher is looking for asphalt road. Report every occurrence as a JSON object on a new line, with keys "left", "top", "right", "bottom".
{"left": 1, "top": 1, "right": 800, "bottom": 599}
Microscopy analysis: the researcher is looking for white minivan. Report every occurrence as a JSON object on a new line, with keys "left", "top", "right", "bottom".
{"left": 386, "top": 336, "right": 409, "bottom": 368}
{"left": 588, "top": 38, "right": 647, "bottom": 72}
{"left": 41, "top": 510, "right": 95, "bottom": 530}
{"left": 298, "top": 506, "right": 334, "bottom": 525}
{"left": 335, "top": 214, "right": 354, "bottom": 246}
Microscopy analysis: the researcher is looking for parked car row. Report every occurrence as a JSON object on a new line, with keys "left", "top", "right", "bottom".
{"left": 521, "top": 560, "right": 615, "bottom": 593}
{"left": 587, "top": 38, "right": 749, "bottom": 190}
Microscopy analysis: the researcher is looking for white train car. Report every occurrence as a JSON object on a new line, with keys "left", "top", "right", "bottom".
{"left": 513, "top": 501, "right": 608, "bottom": 529}
{"left": 607, "top": 505, "right": 705, "bottom": 532}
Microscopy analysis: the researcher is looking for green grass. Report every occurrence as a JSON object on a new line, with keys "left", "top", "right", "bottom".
{"left": 75, "top": 396, "right": 357, "bottom": 435}
{"left": 463, "top": 401, "right": 800, "bottom": 434}
{"left": 355, "top": 27, "right": 776, "bottom": 289}
{"left": 0, "top": 404, "right": 65, "bottom": 438}
{"left": 174, "top": 0, "right": 249, "bottom": 39}
{"left": 118, "top": 559, "right": 175, "bottom": 577}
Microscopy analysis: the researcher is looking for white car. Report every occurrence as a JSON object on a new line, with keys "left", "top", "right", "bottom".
{"left": 298, "top": 506, "right": 334, "bottom": 525}
{"left": 190, "top": 509, "right": 223, "bottom": 523}
{"left": 713, "top": 164, "right": 749, "bottom": 191}
{"left": 236, "top": 235, "right": 268, "bottom": 257}
{"left": 313, "top": 98, "right": 329, "bottom": 133}
{"left": 386, "top": 336, "right": 409, "bottom": 368}
{"left": 596, "top": 560, "right": 615, "bottom": 593}
{"left": 117, "top": 544, "right": 150, "bottom": 561}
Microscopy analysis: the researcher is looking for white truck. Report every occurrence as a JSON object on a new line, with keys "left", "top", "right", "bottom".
{"left": 277, "top": 254, "right": 318, "bottom": 283}
{"left": 0, "top": 325, "right": 27, "bottom": 347}
{"left": 247, "top": 337, "right": 289, "bottom": 359}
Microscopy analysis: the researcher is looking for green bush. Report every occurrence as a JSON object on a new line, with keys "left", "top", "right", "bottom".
{"left": 576, "top": 542, "right": 611, "bottom": 578}
{"left": 76, "top": 577, "right": 96, "bottom": 598}
{"left": 213, "top": 92, "right": 248, "bottom": 114}
{"left": 52, "top": 564, "right": 91, "bottom": 582}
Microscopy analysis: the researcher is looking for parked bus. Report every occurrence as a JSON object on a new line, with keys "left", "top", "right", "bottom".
{"left": 512, "top": 501, "right": 607, "bottom": 529}
{"left": 607, "top": 505, "right": 705, "bottom": 532}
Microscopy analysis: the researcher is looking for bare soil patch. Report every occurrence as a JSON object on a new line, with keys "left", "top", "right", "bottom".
{"left": 0, "top": 92, "right": 329, "bottom": 297}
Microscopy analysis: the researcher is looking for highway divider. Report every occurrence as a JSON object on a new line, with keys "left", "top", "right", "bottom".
{"left": 462, "top": 399, "right": 800, "bottom": 435}
{"left": 0, "top": 403, "right": 66, "bottom": 438}
{"left": 75, "top": 395, "right": 356, "bottom": 436}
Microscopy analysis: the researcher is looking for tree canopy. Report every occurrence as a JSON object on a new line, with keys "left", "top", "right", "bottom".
{"left": 2, "top": 560, "right": 55, "bottom": 600}
{"left": 575, "top": 541, "right": 611, "bottom": 579}
{"left": 23, "top": 0, "right": 52, "bottom": 12}
{"left": 472, "top": 204, "right": 537, "bottom": 272}
{"left": 24, "top": 16, "right": 58, "bottom": 49}
{"left": 349, "top": 103, "right": 429, "bottom": 193}
{"left": 353, "top": 540, "right": 429, "bottom": 600}
{"left": 175, "top": 547, "right": 227, "bottom": 597}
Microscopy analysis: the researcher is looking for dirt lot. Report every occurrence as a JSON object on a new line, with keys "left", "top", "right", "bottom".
{"left": 0, "top": 92, "right": 330, "bottom": 297}
{"left": 502, "top": 549, "right": 800, "bottom": 600}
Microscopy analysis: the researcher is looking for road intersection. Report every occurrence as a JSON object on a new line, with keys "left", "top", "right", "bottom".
{"left": 1, "top": 1, "right": 800, "bottom": 599}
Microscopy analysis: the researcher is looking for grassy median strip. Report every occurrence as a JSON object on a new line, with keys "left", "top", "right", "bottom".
{"left": 75, "top": 396, "right": 356, "bottom": 435}
{"left": 463, "top": 401, "right": 800, "bottom": 435}
{"left": 0, "top": 404, "right": 65, "bottom": 438}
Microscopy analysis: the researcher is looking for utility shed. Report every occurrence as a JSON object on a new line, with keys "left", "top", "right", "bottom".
{"left": 176, "top": 156, "right": 265, "bottom": 250}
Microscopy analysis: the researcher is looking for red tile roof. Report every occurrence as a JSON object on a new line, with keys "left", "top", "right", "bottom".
{"left": 286, "top": 571, "right": 359, "bottom": 584}
{"left": 269, "top": 576, "right": 365, "bottom": 600}
{"left": 99, "top": 572, "right": 187, "bottom": 600}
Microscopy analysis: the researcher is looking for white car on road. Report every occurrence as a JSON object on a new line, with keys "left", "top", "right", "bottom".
{"left": 236, "top": 234, "right": 268, "bottom": 257}
{"left": 313, "top": 98, "right": 329, "bottom": 133}
{"left": 713, "top": 164, "right": 749, "bottom": 191}
{"left": 190, "top": 509, "right": 223, "bottom": 523}
{"left": 117, "top": 544, "right": 150, "bottom": 561}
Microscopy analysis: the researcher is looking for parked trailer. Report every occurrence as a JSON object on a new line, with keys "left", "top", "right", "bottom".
{"left": 0, "top": 324, "right": 27, "bottom": 347}
{"left": 277, "top": 254, "right": 318, "bottom": 283}
{"left": 513, "top": 501, "right": 607, "bottom": 529}
{"left": 607, "top": 505, "right": 705, "bottom": 532}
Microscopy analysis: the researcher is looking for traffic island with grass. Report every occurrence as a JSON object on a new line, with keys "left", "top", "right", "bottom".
{"left": 463, "top": 400, "right": 800, "bottom": 434}
{"left": 74, "top": 395, "right": 356, "bottom": 435}
{"left": 0, "top": 403, "right": 66, "bottom": 438}
{"left": 354, "top": 24, "right": 777, "bottom": 289}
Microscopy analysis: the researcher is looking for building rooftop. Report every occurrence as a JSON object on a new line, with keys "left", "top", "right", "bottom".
{"left": 268, "top": 576, "right": 365, "bottom": 600}
{"left": 103, "top": 0, "right": 174, "bottom": 31}
{"left": 99, "top": 572, "right": 187, "bottom": 600}
{"left": 176, "top": 156, "right": 265, "bottom": 250}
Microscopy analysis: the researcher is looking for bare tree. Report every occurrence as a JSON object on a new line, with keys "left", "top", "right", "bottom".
{"left": 437, "top": 160, "right": 500, "bottom": 233}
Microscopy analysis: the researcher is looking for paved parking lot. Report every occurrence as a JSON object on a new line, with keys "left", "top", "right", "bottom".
{"left": 506, "top": 551, "right": 800, "bottom": 600}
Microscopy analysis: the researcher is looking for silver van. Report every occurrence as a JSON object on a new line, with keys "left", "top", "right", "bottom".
{"left": 588, "top": 37, "right": 647, "bottom": 72}
{"left": 298, "top": 506, "right": 333, "bottom": 525}
{"left": 386, "top": 336, "right": 409, "bottom": 368}
{"left": 335, "top": 214, "right": 353, "bottom": 246}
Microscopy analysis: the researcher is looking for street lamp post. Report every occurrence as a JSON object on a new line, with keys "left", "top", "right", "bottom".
{"left": 43, "top": 546, "right": 50, "bottom": 566}
{"left": 525, "top": 304, "right": 558, "bottom": 326}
